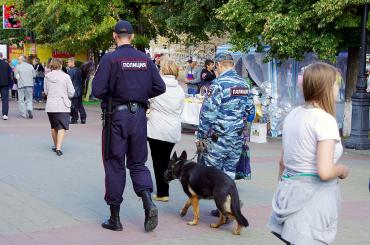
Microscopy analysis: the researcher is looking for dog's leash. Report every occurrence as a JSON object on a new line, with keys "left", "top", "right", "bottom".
{"left": 189, "top": 150, "right": 198, "bottom": 161}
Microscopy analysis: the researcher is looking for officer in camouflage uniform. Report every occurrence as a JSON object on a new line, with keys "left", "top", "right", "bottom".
{"left": 196, "top": 52, "right": 254, "bottom": 179}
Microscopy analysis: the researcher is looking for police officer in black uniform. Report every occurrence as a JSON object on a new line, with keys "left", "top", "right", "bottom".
{"left": 92, "top": 20, "right": 166, "bottom": 232}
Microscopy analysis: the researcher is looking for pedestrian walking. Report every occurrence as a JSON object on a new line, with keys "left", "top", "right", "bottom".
{"left": 92, "top": 20, "right": 166, "bottom": 233}
{"left": 0, "top": 52, "right": 13, "bottom": 120}
{"left": 44, "top": 58, "right": 75, "bottom": 156}
{"left": 67, "top": 57, "right": 87, "bottom": 124}
{"left": 14, "top": 55, "right": 36, "bottom": 119}
{"left": 82, "top": 60, "right": 95, "bottom": 102}
{"left": 268, "top": 62, "right": 349, "bottom": 245}
{"left": 33, "top": 57, "right": 45, "bottom": 102}
{"left": 196, "top": 52, "right": 254, "bottom": 216}
{"left": 147, "top": 58, "right": 185, "bottom": 202}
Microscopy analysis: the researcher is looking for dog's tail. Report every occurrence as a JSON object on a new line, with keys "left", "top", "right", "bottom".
{"left": 230, "top": 187, "right": 249, "bottom": 227}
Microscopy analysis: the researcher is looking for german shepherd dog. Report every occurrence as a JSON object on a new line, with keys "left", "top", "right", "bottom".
{"left": 164, "top": 151, "right": 249, "bottom": 235}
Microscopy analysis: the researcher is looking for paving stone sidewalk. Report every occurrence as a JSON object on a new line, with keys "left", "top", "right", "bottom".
{"left": 0, "top": 101, "right": 369, "bottom": 244}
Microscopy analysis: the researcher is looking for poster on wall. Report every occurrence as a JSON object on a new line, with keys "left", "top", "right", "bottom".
{"left": 3, "top": 5, "right": 23, "bottom": 29}
{"left": 8, "top": 45, "right": 24, "bottom": 65}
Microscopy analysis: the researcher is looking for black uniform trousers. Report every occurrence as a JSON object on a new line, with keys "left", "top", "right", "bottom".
{"left": 1, "top": 87, "right": 9, "bottom": 116}
{"left": 148, "top": 138, "right": 175, "bottom": 197}
{"left": 71, "top": 96, "right": 86, "bottom": 122}
{"left": 103, "top": 108, "right": 153, "bottom": 206}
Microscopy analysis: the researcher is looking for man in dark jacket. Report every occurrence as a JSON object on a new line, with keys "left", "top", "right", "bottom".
{"left": 67, "top": 57, "right": 86, "bottom": 124}
{"left": 200, "top": 59, "right": 216, "bottom": 88}
{"left": 0, "top": 52, "right": 13, "bottom": 120}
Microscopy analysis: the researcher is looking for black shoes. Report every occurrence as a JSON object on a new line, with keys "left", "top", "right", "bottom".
{"left": 27, "top": 110, "right": 33, "bottom": 119}
{"left": 81, "top": 119, "right": 86, "bottom": 124}
{"left": 52, "top": 147, "right": 62, "bottom": 156}
{"left": 102, "top": 205, "right": 123, "bottom": 231}
{"left": 210, "top": 209, "right": 220, "bottom": 217}
{"left": 141, "top": 190, "right": 158, "bottom": 232}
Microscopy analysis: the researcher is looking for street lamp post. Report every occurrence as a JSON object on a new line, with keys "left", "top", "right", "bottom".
{"left": 346, "top": 3, "right": 370, "bottom": 150}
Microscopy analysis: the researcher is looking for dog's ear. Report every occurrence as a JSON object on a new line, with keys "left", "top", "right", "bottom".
{"left": 171, "top": 151, "right": 178, "bottom": 160}
{"left": 179, "top": 151, "right": 187, "bottom": 160}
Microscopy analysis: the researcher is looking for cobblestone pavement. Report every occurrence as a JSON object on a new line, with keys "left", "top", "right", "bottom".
{"left": 0, "top": 101, "right": 369, "bottom": 244}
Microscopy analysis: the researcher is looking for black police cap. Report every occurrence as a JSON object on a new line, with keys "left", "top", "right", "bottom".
{"left": 114, "top": 20, "right": 133, "bottom": 34}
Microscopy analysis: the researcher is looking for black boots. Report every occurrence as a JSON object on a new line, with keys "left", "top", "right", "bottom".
{"left": 102, "top": 191, "right": 158, "bottom": 232}
{"left": 102, "top": 205, "right": 123, "bottom": 231}
{"left": 141, "top": 190, "right": 158, "bottom": 232}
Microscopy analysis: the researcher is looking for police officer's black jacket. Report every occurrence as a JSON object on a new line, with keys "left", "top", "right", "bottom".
{"left": 92, "top": 44, "right": 166, "bottom": 109}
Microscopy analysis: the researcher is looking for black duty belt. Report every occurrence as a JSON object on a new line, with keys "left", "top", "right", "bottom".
{"left": 113, "top": 102, "right": 143, "bottom": 114}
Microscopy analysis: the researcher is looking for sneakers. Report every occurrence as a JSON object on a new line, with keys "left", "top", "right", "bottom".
{"left": 56, "top": 150, "right": 63, "bottom": 156}
{"left": 152, "top": 195, "right": 169, "bottom": 202}
{"left": 2, "top": 115, "right": 8, "bottom": 120}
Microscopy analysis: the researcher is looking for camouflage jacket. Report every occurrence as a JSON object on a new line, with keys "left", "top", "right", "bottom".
{"left": 197, "top": 69, "right": 255, "bottom": 140}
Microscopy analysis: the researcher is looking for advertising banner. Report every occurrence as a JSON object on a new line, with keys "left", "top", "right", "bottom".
{"left": 3, "top": 5, "right": 22, "bottom": 29}
{"left": 8, "top": 45, "right": 24, "bottom": 63}
{"left": 52, "top": 50, "right": 74, "bottom": 58}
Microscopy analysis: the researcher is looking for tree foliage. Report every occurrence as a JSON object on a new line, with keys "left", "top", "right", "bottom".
{"left": 217, "top": 0, "right": 369, "bottom": 61}
{"left": 153, "top": 0, "right": 228, "bottom": 44}
{"left": 13, "top": 0, "right": 162, "bottom": 52}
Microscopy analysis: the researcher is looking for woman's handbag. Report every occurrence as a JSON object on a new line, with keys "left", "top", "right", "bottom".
{"left": 35, "top": 65, "right": 45, "bottom": 78}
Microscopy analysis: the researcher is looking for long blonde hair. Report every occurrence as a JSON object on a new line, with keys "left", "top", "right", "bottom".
{"left": 303, "top": 62, "right": 340, "bottom": 116}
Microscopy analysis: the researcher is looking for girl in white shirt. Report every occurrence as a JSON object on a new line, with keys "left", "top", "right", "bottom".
{"left": 269, "top": 62, "right": 349, "bottom": 245}
{"left": 147, "top": 58, "right": 185, "bottom": 202}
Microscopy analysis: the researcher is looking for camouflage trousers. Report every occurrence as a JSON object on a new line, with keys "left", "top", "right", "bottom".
{"left": 203, "top": 136, "right": 244, "bottom": 179}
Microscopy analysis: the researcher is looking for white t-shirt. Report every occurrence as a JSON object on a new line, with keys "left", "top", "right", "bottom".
{"left": 282, "top": 106, "right": 343, "bottom": 174}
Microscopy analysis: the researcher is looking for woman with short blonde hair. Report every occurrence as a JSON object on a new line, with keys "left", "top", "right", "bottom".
{"left": 269, "top": 62, "right": 349, "bottom": 244}
{"left": 48, "top": 58, "right": 63, "bottom": 71}
{"left": 147, "top": 57, "right": 185, "bottom": 202}
{"left": 160, "top": 58, "right": 179, "bottom": 78}
{"left": 44, "top": 58, "right": 75, "bottom": 156}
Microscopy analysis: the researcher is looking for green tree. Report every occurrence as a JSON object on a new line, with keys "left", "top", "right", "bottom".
{"left": 154, "top": 0, "right": 228, "bottom": 45}
{"left": 15, "top": 0, "right": 162, "bottom": 57}
{"left": 217, "top": 0, "right": 369, "bottom": 100}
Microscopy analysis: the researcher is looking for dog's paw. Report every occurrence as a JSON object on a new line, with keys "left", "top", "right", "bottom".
{"left": 180, "top": 209, "right": 187, "bottom": 217}
{"left": 232, "top": 229, "right": 241, "bottom": 235}
{"left": 187, "top": 221, "right": 198, "bottom": 226}
{"left": 210, "top": 223, "right": 220, "bottom": 229}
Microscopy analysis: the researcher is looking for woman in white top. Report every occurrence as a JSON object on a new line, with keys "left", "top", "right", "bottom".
{"left": 44, "top": 58, "right": 75, "bottom": 156}
{"left": 268, "top": 62, "right": 349, "bottom": 244}
{"left": 147, "top": 58, "right": 185, "bottom": 202}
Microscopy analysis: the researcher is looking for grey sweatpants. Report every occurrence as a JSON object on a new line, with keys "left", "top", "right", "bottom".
{"left": 18, "top": 87, "right": 33, "bottom": 117}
